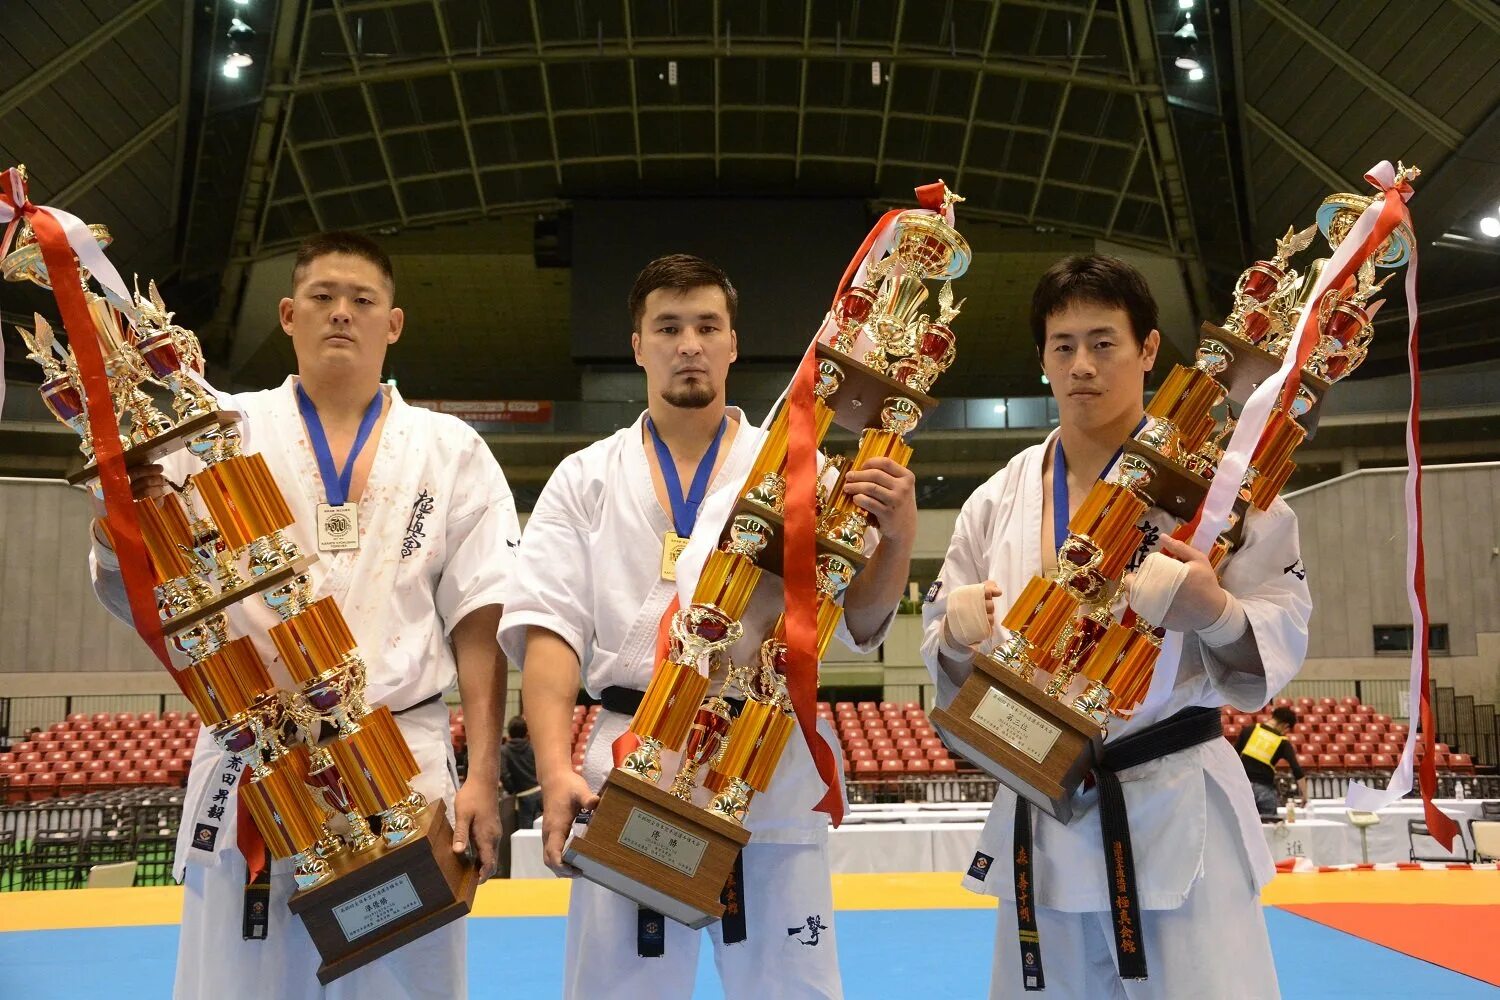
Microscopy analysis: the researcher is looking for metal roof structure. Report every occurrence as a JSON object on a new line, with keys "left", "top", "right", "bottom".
{"left": 1, "top": 0, "right": 1496, "bottom": 412}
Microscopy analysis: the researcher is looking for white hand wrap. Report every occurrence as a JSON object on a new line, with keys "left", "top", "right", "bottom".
{"left": 1125, "top": 552, "right": 1189, "bottom": 627}
{"left": 942, "top": 583, "right": 994, "bottom": 654}
{"left": 1196, "top": 590, "right": 1249, "bottom": 648}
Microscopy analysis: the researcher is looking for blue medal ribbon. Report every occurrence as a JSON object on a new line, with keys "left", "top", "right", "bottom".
{"left": 1052, "top": 416, "right": 1149, "bottom": 548}
{"left": 646, "top": 415, "right": 728, "bottom": 537}
{"left": 295, "top": 382, "right": 383, "bottom": 507}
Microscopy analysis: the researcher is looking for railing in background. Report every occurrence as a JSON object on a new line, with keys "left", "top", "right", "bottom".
{"left": 2, "top": 695, "right": 195, "bottom": 745}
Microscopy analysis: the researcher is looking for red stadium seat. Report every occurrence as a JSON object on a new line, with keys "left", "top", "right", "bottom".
{"left": 146, "top": 769, "right": 172, "bottom": 786}
{"left": 1363, "top": 722, "right": 1386, "bottom": 734}
{"left": 931, "top": 758, "right": 957, "bottom": 773}
{"left": 1447, "top": 753, "right": 1475, "bottom": 775}
{"left": 911, "top": 727, "right": 934, "bottom": 740}
{"left": 845, "top": 738, "right": 870, "bottom": 751}
{"left": 1376, "top": 742, "right": 1401, "bottom": 755}
{"left": 880, "top": 759, "right": 905, "bottom": 773}
{"left": 116, "top": 769, "right": 144, "bottom": 786}
{"left": 920, "top": 737, "right": 945, "bottom": 749}
{"left": 1318, "top": 698, "right": 1337, "bottom": 708}
{"left": 1295, "top": 697, "right": 1314, "bottom": 708}
{"left": 1222, "top": 725, "right": 1242, "bottom": 742}
{"left": 1316, "top": 753, "right": 1343, "bottom": 771}
{"left": 1295, "top": 753, "right": 1316, "bottom": 771}
{"left": 875, "top": 748, "right": 900, "bottom": 761}
{"left": 60, "top": 771, "right": 89, "bottom": 794}
{"left": 856, "top": 702, "right": 876, "bottom": 713}
{"left": 1353, "top": 742, "right": 1376, "bottom": 755}
{"left": 1370, "top": 753, "right": 1396, "bottom": 770}
{"left": 28, "top": 772, "right": 59, "bottom": 800}
{"left": 24, "top": 761, "right": 49, "bottom": 775}
{"left": 1340, "top": 696, "right": 1360, "bottom": 708}
{"left": 870, "top": 738, "right": 893, "bottom": 750}
{"left": 1273, "top": 697, "right": 1293, "bottom": 708}
{"left": 1292, "top": 723, "right": 1314, "bottom": 734}
{"left": 854, "top": 760, "right": 879, "bottom": 775}
{"left": 1342, "top": 753, "right": 1370, "bottom": 771}
{"left": 889, "top": 728, "right": 912, "bottom": 741}
{"left": 1299, "top": 742, "right": 1322, "bottom": 756}
{"left": 1374, "top": 714, "right": 1392, "bottom": 725}
{"left": 926, "top": 747, "right": 950, "bottom": 760}
{"left": 906, "top": 758, "right": 931, "bottom": 774}
{"left": 1232, "top": 714, "right": 1253, "bottom": 727}
{"left": 900, "top": 748, "right": 925, "bottom": 761}
{"left": 850, "top": 749, "right": 873, "bottom": 761}
{"left": 4, "top": 773, "right": 30, "bottom": 803}
{"left": 895, "top": 737, "right": 918, "bottom": 749}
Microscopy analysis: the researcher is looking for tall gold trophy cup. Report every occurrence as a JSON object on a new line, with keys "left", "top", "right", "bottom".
{"left": 5, "top": 166, "right": 476, "bottom": 984}
{"left": 931, "top": 167, "right": 1421, "bottom": 821}
{"left": 563, "top": 185, "right": 970, "bottom": 926}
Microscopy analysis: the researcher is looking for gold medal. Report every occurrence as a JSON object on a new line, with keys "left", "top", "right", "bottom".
{"left": 660, "top": 530, "right": 689, "bottom": 581}
{"left": 316, "top": 502, "right": 359, "bottom": 552}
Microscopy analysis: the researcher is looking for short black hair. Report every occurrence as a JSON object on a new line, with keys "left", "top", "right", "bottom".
{"left": 1029, "top": 254, "right": 1158, "bottom": 352}
{"left": 1271, "top": 707, "right": 1298, "bottom": 728}
{"left": 628, "top": 253, "right": 738, "bottom": 331}
{"left": 507, "top": 715, "right": 528, "bottom": 740}
{"left": 292, "top": 230, "right": 395, "bottom": 295}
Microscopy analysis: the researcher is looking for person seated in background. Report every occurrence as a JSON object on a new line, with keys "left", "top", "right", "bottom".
{"left": 1236, "top": 706, "right": 1309, "bottom": 817}
{"left": 501, "top": 714, "right": 542, "bottom": 831}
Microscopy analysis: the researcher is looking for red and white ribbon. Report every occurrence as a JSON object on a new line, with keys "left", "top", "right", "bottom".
{"left": 1135, "top": 162, "right": 1457, "bottom": 847}
{"left": 0, "top": 168, "right": 136, "bottom": 318}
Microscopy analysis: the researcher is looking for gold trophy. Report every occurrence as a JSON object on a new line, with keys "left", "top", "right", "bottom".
{"left": 563, "top": 183, "right": 970, "bottom": 927}
{"left": 932, "top": 166, "right": 1421, "bottom": 821}
{"left": 6, "top": 165, "right": 477, "bottom": 984}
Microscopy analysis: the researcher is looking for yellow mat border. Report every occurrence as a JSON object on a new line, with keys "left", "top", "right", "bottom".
{"left": 1, "top": 870, "right": 1494, "bottom": 933}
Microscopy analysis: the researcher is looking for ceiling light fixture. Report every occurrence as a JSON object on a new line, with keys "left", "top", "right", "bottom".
{"left": 1481, "top": 216, "right": 1500, "bottom": 239}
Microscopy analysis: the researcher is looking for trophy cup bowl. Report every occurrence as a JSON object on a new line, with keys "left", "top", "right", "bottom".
{"left": 0, "top": 221, "right": 112, "bottom": 287}
{"left": 893, "top": 212, "right": 972, "bottom": 280}
{"left": 1317, "top": 193, "right": 1415, "bottom": 268}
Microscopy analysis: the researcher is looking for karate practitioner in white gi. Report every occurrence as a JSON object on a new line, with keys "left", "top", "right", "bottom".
{"left": 498, "top": 254, "right": 918, "bottom": 999}
{"left": 922, "top": 256, "right": 1310, "bottom": 999}
{"left": 90, "top": 232, "right": 519, "bottom": 999}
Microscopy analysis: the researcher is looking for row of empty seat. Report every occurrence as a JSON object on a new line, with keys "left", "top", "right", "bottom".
{"left": 1220, "top": 701, "right": 1476, "bottom": 774}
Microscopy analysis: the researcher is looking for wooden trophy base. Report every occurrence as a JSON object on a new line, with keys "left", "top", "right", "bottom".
{"left": 564, "top": 768, "right": 750, "bottom": 930}
{"left": 1199, "top": 322, "right": 1332, "bottom": 437}
{"left": 287, "top": 806, "right": 479, "bottom": 985}
{"left": 66, "top": 410, "right": 241, "bottom": 485}
{"left": 930, "top": 653, "right": 1102, "bottom": 824}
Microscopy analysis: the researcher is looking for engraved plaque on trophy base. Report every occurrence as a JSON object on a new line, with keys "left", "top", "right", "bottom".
{"left": 288, "top": 806, "right": 479, "bottom": 984}
{"left": 564, "top": 768, "right": 750, "bottom": 930}
{"left": 930, "top": 652, "right": 1102, "bottom": 824}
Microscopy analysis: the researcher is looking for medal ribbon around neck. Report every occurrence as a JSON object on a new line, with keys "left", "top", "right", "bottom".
{"left": 295, "top": 382, "right": 383, "bottom": 507}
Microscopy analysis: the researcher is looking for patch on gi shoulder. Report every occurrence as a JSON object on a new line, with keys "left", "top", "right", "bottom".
{"left": 924, "top": 580, "right": 943, "bottom": 603}
{"left": 191, "top": 822, "right": 218, "bottom": 852}
{"left": 967, "top": 850, "right": 993, "bottom": 881}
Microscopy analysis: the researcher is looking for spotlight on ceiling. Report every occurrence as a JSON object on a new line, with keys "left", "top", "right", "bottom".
{"left": 226, "top": 16, "right": 255, "bottom": 74}
{"left": 1188, "top": 66, "right": 1206, "bottom": 82}
{"left": 1178, "top": 0, "right": 1195, "bottom": 8}
{"left": 1175, "top": 55, "right": 1201, "bottom": 70}
{"left": 1175, "top": 15, "right": 1197, "bottom": 40}
{"left": 1481, "top": 216, "right": 1500, "bottom": 239}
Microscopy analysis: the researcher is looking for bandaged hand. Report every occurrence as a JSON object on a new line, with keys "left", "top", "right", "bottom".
{"left": 941, "top": 581, "right": 1001, "bottom": 657}
{"left": 1125, "top": 535, "right": 1245, "bottom": 646}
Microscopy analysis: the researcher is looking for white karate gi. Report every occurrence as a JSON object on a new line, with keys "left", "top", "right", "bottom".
{"left": 498, "top": 407, "right": 892, "bottom": 1000}
{"left": 921, "top": 431, "right": 1310, "bottom": 1000}
{"left": 91, "top": 376, "right": 520, "bottom": 1000}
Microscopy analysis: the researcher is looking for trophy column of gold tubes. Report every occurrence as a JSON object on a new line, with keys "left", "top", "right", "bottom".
{"left": 932, "top": 167, "right": 1421, "bottom": 821}
{"left": 562, "top": 185, "right": 971, "bottom": 927}
{"left": 6, "top": 166, "right": 473, "bottom": 982}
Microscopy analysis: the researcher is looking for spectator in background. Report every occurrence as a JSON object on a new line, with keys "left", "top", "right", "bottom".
{"left": 1236, "top": 706, "right": 1309, "bottom": 816}
{"left": 501, "top": 715, "right": 542, "bottom": 831}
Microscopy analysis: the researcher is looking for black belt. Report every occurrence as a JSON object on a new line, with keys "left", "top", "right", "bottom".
{"left": 600, "top": 685, "right": 750, "bottom": 953}
{"left": 1012, "top": 705, "right": 1223, "bottom": 989}
{"left": 310, "top": 692, "right": 445, "bottom": 745}
{"left": 600, "top": 685, "right": 746, "bottom": 717}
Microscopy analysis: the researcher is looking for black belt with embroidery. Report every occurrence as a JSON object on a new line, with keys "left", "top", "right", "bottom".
{"left": 601, "top": 686, "right": 750, "bottom": 953}
{"left": 1012, "top": 705, "right": 1224, "bottom": 988}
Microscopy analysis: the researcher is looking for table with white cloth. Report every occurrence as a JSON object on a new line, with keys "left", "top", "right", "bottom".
{"left": 507, "top": 799, "right": 1497, "bottom": 878}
